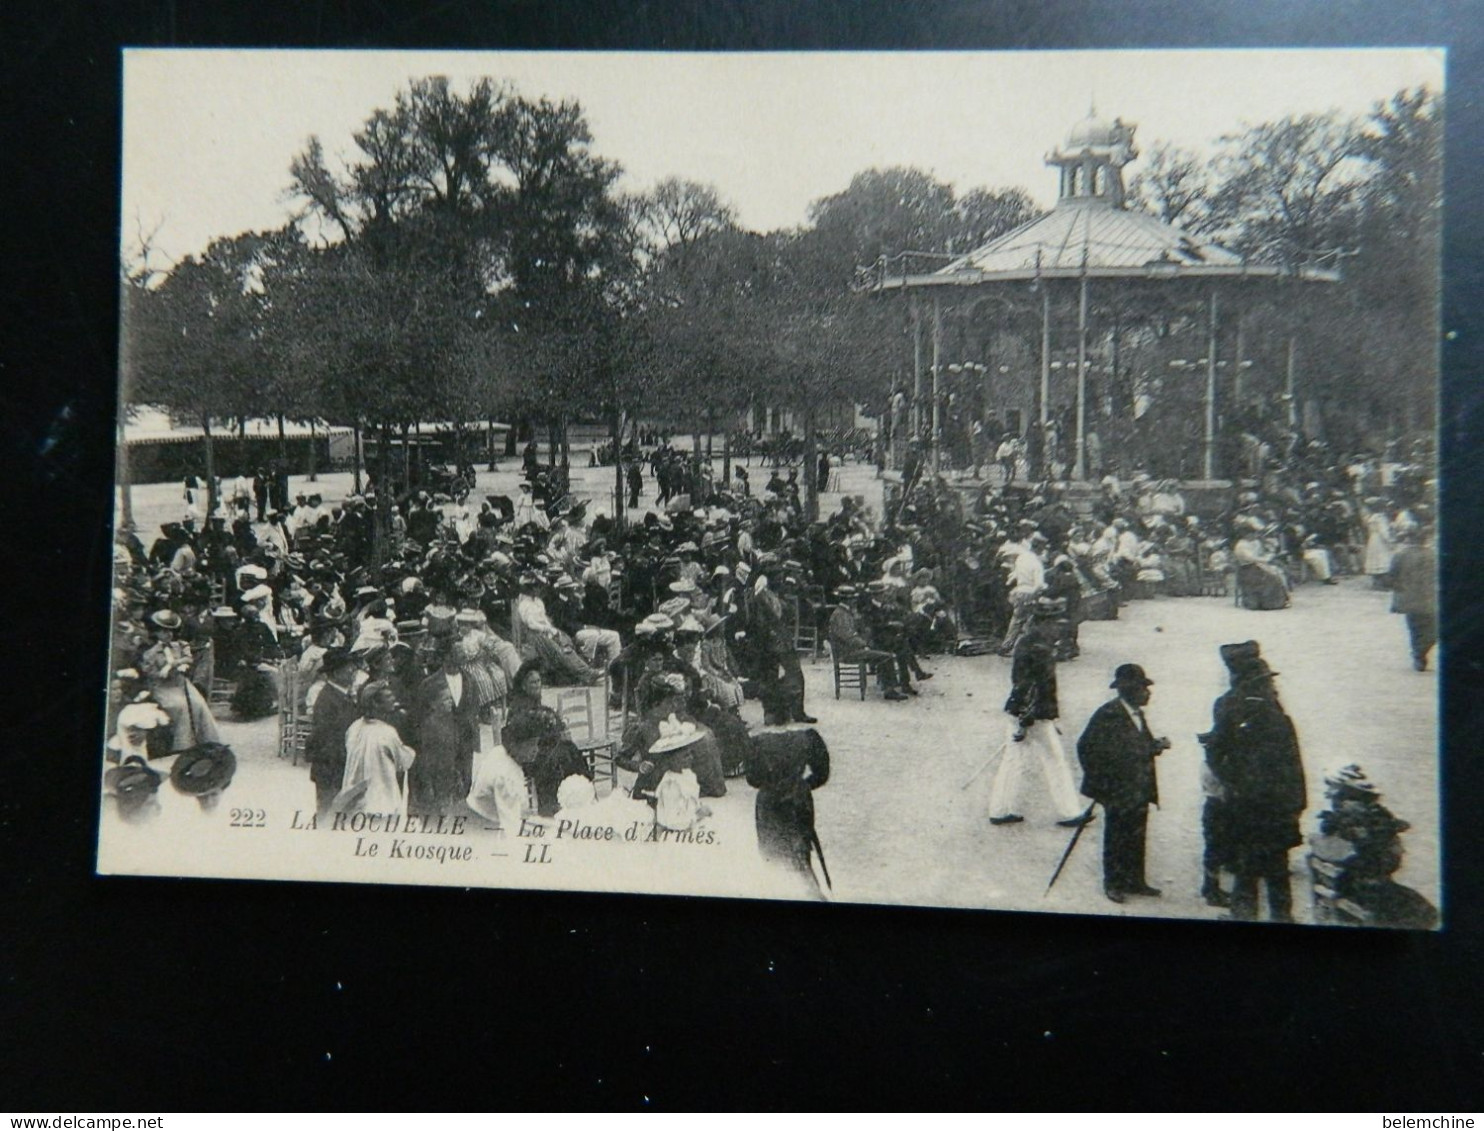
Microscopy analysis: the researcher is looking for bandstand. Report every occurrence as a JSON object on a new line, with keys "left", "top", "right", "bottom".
{"left": 869, "top": 108, "right": 1340, "bottom": 486}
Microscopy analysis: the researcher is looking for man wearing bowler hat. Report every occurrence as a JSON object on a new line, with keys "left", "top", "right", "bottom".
{"left": 1077, "top": 663, "right": 1171, "bottom": 903}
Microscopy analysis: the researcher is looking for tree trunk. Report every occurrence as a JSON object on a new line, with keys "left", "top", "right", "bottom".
{"left": 401, "top": 422, "right": 412, "bottom": 490}
{"left": 548, "top": 418, "right": 559, "bottom": 468}
{"left": 705, "top": 408, "right": 714, "bottom": 461}
{"left": 277, "top": 413, "right": 287, "bottom": 465}
{"left": 117, "top": 419, "right": 134, "bottom": 530}
{"left": 560, "top": 413, "right": 571, "bottom": 470}
{"left": 352, "top": 421, "right": 363, "bottom": 494}
{"left": 612, "top": 408, "right": 626, "bottom": 528}
{"left": 307, "top": 420, "right": 318, "bottom": 482}
{"left": 371, "top": 422, "right": 392, "bottom": 572}
{"left": 803, "top": 406, "right": 818, "bottom": 523}
{"left": 722, "top": 426, "right": 731, "bottom": 487}
{"left": 201, "top": 411, "right": 217, "bottom": 519}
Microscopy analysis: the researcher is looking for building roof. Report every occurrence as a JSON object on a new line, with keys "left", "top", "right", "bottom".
{"left": 121, "top": 407, "right": 352, "bottom": 447}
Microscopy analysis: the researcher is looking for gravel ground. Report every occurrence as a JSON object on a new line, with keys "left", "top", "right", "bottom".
{"left": 111, "top": 460, "right": 1439, "bottom": 924}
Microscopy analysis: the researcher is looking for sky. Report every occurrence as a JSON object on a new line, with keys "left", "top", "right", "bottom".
{"left": 120, "top": 48, "right": 1444, "bottom": 268}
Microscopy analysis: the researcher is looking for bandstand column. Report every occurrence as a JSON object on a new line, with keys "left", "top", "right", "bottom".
{"left": 1286, "top": 336, "right": 1299, "bottom": 430}
{"left": 911, "top": 296, "right": 924, "bottom": 441}
{"left": 1074, "top": 274, "right": 1089, "bottom": 481}
{"left": 1039, "top": 285, "right": 1051, "bottom": 427}
{"left": 1233, "top": 312, "right": 1245, "bottom": 406}
{"left": 1205, "top": 287, "right": 1219, "bottom": 480}
{"left": 931, "top": 293, "right": 943, "bottom": 474}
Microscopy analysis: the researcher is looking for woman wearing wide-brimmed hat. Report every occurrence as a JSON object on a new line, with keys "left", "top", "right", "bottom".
{"left": 139, "top": 608, "right": 220, "bottom": 752}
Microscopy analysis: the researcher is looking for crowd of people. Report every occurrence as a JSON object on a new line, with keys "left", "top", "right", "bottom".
{"left": 105, "top": 424, "right": 1436, "bottom": 914}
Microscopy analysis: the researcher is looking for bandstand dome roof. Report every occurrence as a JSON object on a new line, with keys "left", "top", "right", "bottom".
{"left": 872, "top": 109, "right": 1339, "bottom": 290}
{"left": 1063, "top": 111, "right": 1122, "bottom": 150}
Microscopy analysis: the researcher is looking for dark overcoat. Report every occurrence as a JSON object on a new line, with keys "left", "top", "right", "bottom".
{"left": 1076, "top": 698, "right": 1161, "bottom": 809}
{"left": 1205, "top": 679, "right": 1307, "bottom": 862}
{"left": 305, "top": 682, "right": 358, "bottom": 794}
{"left": 411, "top": 672, "right": 480, "bottom": 813}
{"left": 1004, "top": 632, "right": 1058, "bottom": 722}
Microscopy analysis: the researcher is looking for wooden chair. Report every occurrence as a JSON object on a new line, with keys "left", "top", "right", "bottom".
{"left": 544, "top": 679, "right": 619, "bottom": 794}
{"left": 829, "top": 641, "right": 877, "bottom": 701}
{"left": 276, "top": 658, "right": 312, "bottom": 766}
{"left": 792, "top": 589, "right": 824, "bottom": 659}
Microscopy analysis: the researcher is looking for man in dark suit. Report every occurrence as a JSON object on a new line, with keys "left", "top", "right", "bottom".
{"left": 1389, "top": 526, "right": 1437, "bottom": 671}
{"left": 750, "top": 561, "right": 815, "bottom": 726}
{"left": 305, "top": 648, "right": 360, "bottom": 814}
{"left": 1077, "top": 663, "right": 1171, "bottom": 904}
{"left": 411, "top": 639, "right": 481, "bottom": 816}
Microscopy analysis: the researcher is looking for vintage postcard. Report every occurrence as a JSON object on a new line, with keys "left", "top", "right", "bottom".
{"left": 103, "top": 48, "right": 1443, "bottom": 927}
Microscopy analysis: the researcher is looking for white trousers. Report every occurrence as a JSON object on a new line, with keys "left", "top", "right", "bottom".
{"left": 576, "top": 627, "right": 623, "bottom": 669}
{"left": 1303, "top": 547, "right": 1333, "bottom": 581}
{"left": 989, "top": 719, "right": 1087, "bottom": 822}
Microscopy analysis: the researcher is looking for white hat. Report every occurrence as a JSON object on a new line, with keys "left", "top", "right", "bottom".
{"left": 241, "top": 584, "right": 273, "bottom": 604}
{"left": 648, "top": 714, "right": 705, "bottom": 754}
{"left": 556, "top": 775, "right": 597, "bottom": 811}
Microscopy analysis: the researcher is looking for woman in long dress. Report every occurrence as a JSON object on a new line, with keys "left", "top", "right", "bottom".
{"left": 1232, "top": 523, "right": 1291, "bottom": 611}
{"left": 138, "top": 610, "right": 221, "bottom": 752}
{"left": 500, "top": 663, "right": 593, "bottom": 816}
{"left": 1363, "top": 499, "right": 1395, "bottom": 588}
{"left": 339, "top": 681, "right": 416, "bottom": 816}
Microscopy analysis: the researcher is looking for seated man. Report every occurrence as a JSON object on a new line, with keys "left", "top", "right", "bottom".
{"left": 827, "top": 585, "right": 910, "bottom": 701}
{"left": 513, "top": 574, "right": 604, "bottom": 686}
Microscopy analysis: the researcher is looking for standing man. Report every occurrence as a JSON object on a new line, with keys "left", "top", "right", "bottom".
{"left": 751, "top": 559, "right": 815, "bottom": 725}
{"left": 997, "top": 530, "right": 1047, "bottom": 657}
{"left": 1198, "top": 641, "right": 1307, "bottom": 923}
{"left": 627, "top": 461, "right": 643, "bottom": 511}
{"left": 305, "top": 648, "right": 360, "bottom": 815}
{"left": 1389, "top": 526, "right": 1437, "bottom": 671}
{"left": 988, "top": 599, "right": 1090, "bottom": 828}
{"left": 1076, "top": 663, "right": 1171, "bottom": 903}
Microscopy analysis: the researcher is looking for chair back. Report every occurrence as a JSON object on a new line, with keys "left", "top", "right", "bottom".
{"left": 541, "top": 680, "right": 611, "bottom": 747}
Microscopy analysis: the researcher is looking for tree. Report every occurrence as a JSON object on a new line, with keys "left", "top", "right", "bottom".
{"left": 633, "top": 177, "right": 737, "bottom": 254}
{"left": 129, "top": 232, "right": 282, "bottom": 517}
{"left": 1127, "top": 142, "right": 1217, "bottom": 231}
{"left": 1208, "top": 112, "right": 1368, "bottom": 271}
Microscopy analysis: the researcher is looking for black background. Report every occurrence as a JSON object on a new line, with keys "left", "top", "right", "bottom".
{"left": 4, "top": 0, "right": 1483, "bottom": 1111}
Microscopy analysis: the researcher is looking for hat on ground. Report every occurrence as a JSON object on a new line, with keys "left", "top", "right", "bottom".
{"left": 170, "top": 743, "right": 237, "bottom": 796}
{"left": 1110, "top": 663, "right": 1154, "bottom": 689}
{"left": 649, "top": 714, "right": 705, "bottom": 755}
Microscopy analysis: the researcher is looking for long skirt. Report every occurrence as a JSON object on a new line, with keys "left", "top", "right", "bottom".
{"left": 1237, "top": 563, "right": 1289, "bottom": 610}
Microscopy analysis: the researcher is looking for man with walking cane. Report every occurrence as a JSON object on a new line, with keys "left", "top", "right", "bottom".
{"left": 1075, "top": 663, "right": 1171, "bottom": 904}
{"left": 987, "top": 598, "right": 1091, "bottom": 828}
